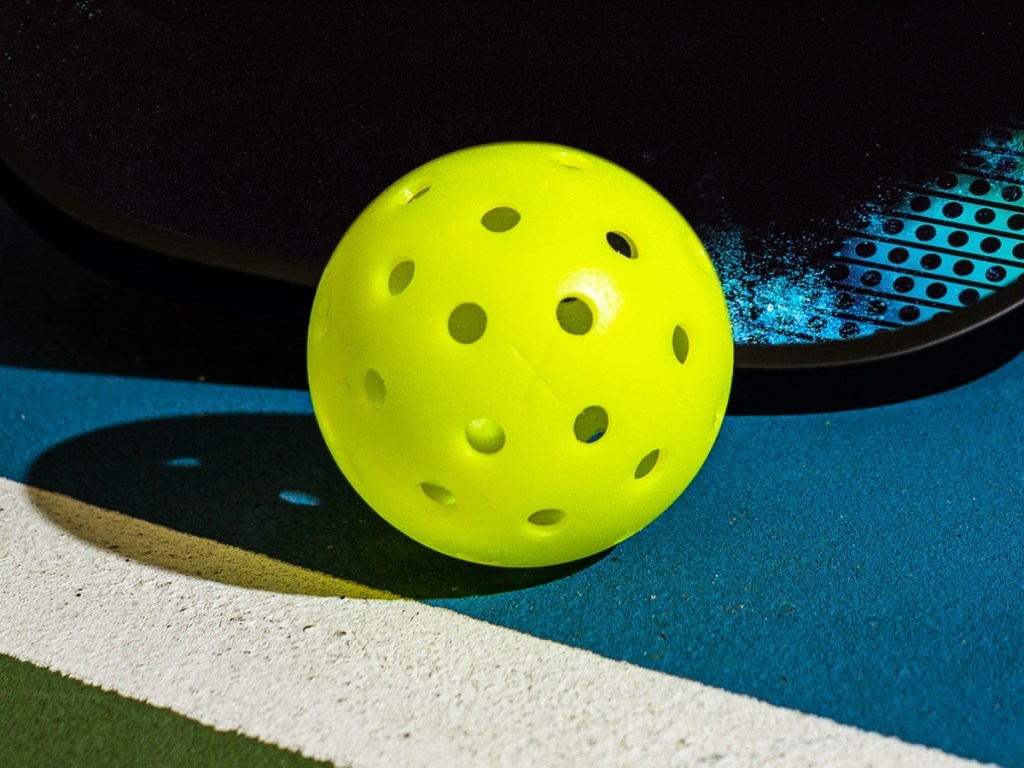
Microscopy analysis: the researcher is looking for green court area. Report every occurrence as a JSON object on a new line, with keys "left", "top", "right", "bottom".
{"left": 0, "top": 654, "right": 331, "bottom": 768}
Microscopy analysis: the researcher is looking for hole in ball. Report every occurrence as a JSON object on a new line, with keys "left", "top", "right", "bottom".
{"left": 606, "top": 231, "right": 637, "bottom": 259}
{"left": 528, "top": 509, "right": 566, "bottom": 527}
{"left": 365, "top": 369, "right": 386, "bottom": 409}
{"left": 466, "top": 418, "right": 506, "bottom": 454}
{"left": 421, "top": 483, "right": 456, "bottom": 505}
{"left": 673, "top": 325, "right": 690, "bottom": 364}
{"left": 401, "top": 180, "right": 432, "bottom": 204}
{"left": 557, "top": 297, "right": 594, "bottom": 335}
{"left": 481, "top": 207, "right": 521, "bottom": 232}
{"left": 553, "top": 151, "right": 593, "bottom": 170}
{"left": 634, "top": 449, "right": 660, "bottom": 479}
{"left": 388, "top": 261, "right": 415, "bottom": 295}
{"left": 449, "top": 303, "right": 487, "bottom": 344}
{"left": 574, "top": 406, "right": 608, "bottom": 443}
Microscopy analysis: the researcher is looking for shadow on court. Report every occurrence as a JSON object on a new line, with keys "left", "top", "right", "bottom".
{"left": 25, "top": 413, "right": 601, "bottom": 599}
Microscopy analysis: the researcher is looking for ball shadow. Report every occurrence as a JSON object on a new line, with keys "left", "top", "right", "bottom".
{"left": 26, "top": 414, "right": 601, "bottom": 598}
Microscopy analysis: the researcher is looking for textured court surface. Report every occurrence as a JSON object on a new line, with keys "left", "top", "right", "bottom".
{"left": 1, "top": 193, "right": 1021, "bottom": 766}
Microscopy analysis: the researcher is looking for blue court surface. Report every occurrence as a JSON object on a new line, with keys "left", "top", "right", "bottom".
{"left": 1, "top": 194, "right": 1022, "bottom": 766}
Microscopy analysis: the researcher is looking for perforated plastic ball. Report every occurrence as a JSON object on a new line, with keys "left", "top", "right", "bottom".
{"left": 307, "top": 142, "right": 733, "bottom": 568}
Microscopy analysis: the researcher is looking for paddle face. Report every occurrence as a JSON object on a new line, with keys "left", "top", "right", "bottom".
{"left": 1, "top": 2, "right": 1022, "bottom": 412}
{"left": 711, "top": 125, "right": 1024, "bottom": 345}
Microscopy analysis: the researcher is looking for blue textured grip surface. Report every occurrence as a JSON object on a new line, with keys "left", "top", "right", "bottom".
{"left": 714, "top": 124, "right": 1024, "bottom": 344}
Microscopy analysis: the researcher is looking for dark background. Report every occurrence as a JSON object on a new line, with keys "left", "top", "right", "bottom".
{"left": 3, "top": 0, "right": 1021, "bottom": 282}
{"left": 4, "top": 1, "right": 1024, "bottom": 411}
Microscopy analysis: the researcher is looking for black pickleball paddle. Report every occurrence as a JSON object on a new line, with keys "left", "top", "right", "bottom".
{"left": 3, "top": 1, "right": 1022, "bottom": 412}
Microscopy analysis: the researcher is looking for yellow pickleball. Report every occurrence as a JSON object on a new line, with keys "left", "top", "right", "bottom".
{"left": 308, "top": 143, "right": 732, "bottom": 568}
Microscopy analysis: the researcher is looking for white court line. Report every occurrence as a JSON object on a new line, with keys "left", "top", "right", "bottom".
{"left": 0, "top": 478, "right": 988, "bottom": 768}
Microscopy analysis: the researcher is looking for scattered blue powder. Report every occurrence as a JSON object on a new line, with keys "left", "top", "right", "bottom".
{"left": 704, "top": 223, "right": 834, "bottom": 345}
{"left": 707, "top": 124, "right": 1024, "bottom": 345}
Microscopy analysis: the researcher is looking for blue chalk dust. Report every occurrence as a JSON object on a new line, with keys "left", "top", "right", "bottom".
{"left": 708, "top": 124, "right": 1024, "bottom": 345}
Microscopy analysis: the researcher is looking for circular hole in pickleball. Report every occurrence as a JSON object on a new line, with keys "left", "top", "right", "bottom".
{"left": 672, "top": 325, "right": 690, "bottom": 364}
{"left": 553, "top": 151, "right": 593, "bottom": 170}
{"left": 449, "top": 303, "right": 487, "bottom": 343}
{"left": 421, "top": 483, "right": 456, "bottom": 505}
{"left": 365, "top": 369, "right": 386, "bottom": 409}
{"left": 401, "top": 180, "right": 432, "bottom": 204}
{"left": 466, "top": 419, "right": 506, "bottom": 454}
{"left": 388, "top": 261, "right": 415, "bottom": 295}
{"left": 634, "top": 449, "right": 660, "bottom": 480}
{"left": 557, "top": 297, "right": 594, "bottom": 335}
{"left": 606, "top": 231, "right": 637, "bottom": 259}
{"left": 481, "top": 207, "right": 520, "bottom": 232}
{"left": 528, "top": 509, "right": 566, "bottom": 528}
{"left": 574, "top": 406, "right": 608, "bottom": 443}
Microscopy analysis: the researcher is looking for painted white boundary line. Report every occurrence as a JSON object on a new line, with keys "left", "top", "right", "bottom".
{"left": 0, "top": 478, "right": 986, "bottom": 767}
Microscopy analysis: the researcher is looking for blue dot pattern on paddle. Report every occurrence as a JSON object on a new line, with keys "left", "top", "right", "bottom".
{"left": 823, "top": 127, "right": 1024, "bottom": 338}
{"left": 709, "top": 124, "right": 1024, "bottom": 344}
